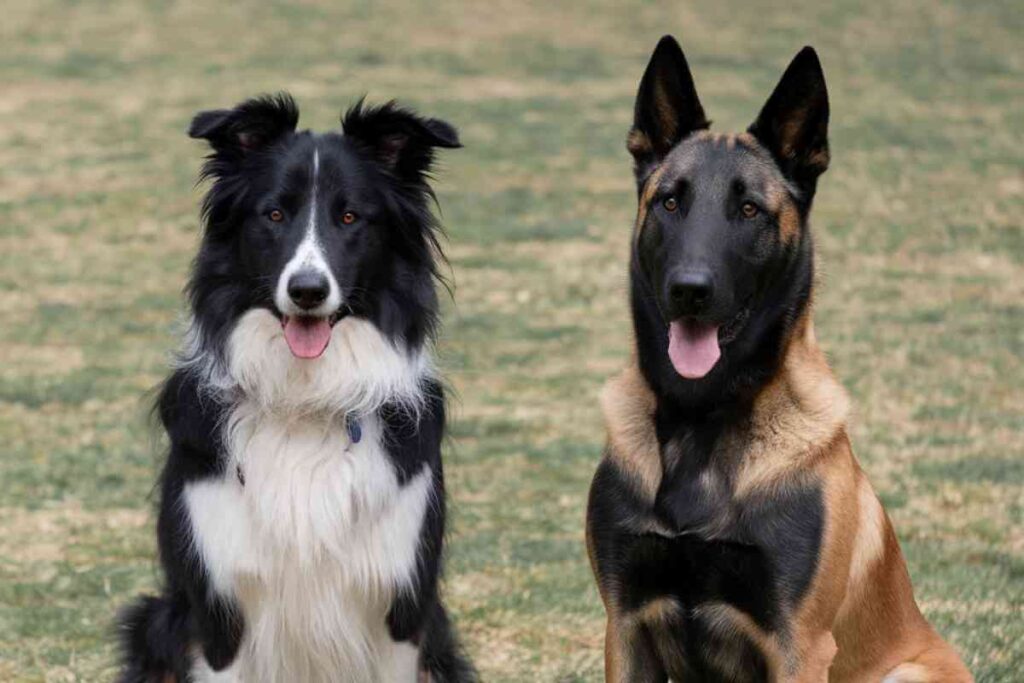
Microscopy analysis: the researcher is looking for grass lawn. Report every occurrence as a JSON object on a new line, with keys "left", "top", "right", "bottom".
{"left": 1, "top": 1, "right": 1021, "bottom": 680}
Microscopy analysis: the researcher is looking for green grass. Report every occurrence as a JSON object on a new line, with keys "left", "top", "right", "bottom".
{"left": 1, "top": 0, "right": 1021, "bottom": 680}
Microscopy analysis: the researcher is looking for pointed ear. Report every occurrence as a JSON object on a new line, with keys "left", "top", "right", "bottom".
{"left": 188, "top": 93, "right": 299, "bottom": 154}
{"left": 342, "top": 100, "right": 461, "bottom": 180}
{"left": 627, "top": 35, "right": 709, "bottom": 173}
{"left": 748, "top": 47, "right": 830, "bottom": 188}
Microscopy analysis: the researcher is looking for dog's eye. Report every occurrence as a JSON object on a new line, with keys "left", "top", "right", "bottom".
{"left": 663, "top": 197, "right": 678, "bottom": 212}
{"left": 341, "top": 211, "right": 358, "bottom": 225}
{"left": 267, "top": 209, "right": 284, "bottom": 223}
{"left": 741, "top": 202, "right": 759, "bottom": 219}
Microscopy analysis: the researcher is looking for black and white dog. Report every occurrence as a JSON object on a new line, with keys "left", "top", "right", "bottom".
{"left": 118, "top": 94, "right": 475, "bottom": 683}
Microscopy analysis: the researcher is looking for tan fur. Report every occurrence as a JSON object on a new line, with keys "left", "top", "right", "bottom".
{"left": 692, "top": 602, "right": 787, "bottom": 678}
{"left": 828, "top": 474, "right": 974, "bottom": 682}
{"left": 626, "top": 128, "right": 653, "bottom": 158}
{"left": 603, "top": 615, "right": 626, "bottom": 682}
{"left": 596, "top": 310, "right": 972, "bottom": 681}
{"left": 736, "top": 131, "right": 759, "bottom": 148}
{"left": 652, "top": 80, "right": 679, "bottom": 146}
{"left": 883, "top": 647, "right": 975, "bottom": 683}
{"left": 631, "top": 598, "right": 686, "bottom": 679}
{"left": 731, "top": 310, "right": 855, "bottom": 681}
{"left": 602, "top": 607, "right": 664, "bottom": 683}
{"left": 778, "top": 112, "right": 830, "bottom": 174}
{"left": 634, "top": 595, "right": 683, "bottom": 626}
{"left": 732, "top": 312, "right": 849, "bottom": 498}
{"left": 847, "top": 474, "right": 887, "bottom": 590}
{"left": 779, "top": 113, "right": 807, "bottom": 161}
{"left": 777, "top": 196, "right": 801, "bottom": 244}
{"left": 634, "top": 164, "right": 666, "bottom": 242}
{"left": 784, "top": 436, "right": 856, "bottom": 683}
{"left": 600, "top": 361, "right": 662, "bottom": 503}
{"left": 754, "top": 139, "right": 803, "bottom": 245}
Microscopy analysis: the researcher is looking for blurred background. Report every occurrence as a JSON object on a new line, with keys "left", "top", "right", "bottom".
{"left": 1, "top": 1, "right": 1021, "bottom": 680}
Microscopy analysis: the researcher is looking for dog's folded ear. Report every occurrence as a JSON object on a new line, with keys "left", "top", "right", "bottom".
{"left": 628, "top": 35, "right": 709, "bottom": 176}
{"left": 748, "top": 47, "right": 830, "bottom": 189}
{"left": 188, "top": 93, "right": 299, "bottom": 154}
{"left": 342, "top": 100, "right": 461, "bottom": 181}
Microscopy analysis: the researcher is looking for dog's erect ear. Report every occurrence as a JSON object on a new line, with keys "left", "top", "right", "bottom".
{"left": 342, "top": 100, "right": 461, "bottom": 180}
{"left": 628, "top": 35, "right": 709, "bottom": 173}
{"left": 748, "top": 47, "right": 830, "bottom": 188}
{"left": 188, "top": 93, "right": 299, "bottom": 154}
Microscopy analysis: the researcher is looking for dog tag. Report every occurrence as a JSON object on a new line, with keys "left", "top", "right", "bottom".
{"left": 347, "top": 416, "right": 362, "bottom": 444}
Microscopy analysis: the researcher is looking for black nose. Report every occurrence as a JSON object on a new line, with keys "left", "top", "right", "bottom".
{"left": 287, "top": 270, "right": 329, "bottom": 311}
{"left": 668, "top": 270, "right": 714, "bottom": 316}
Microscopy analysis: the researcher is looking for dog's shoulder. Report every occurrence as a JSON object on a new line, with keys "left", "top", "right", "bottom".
{"left": 733, "top": 313, "right": 852, "bottom": 497}
{"left": 599, "top": 360, "right": 663, "bottom": 504}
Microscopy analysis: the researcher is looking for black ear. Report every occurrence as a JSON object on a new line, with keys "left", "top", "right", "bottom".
{"left": 628, "top": 35, "right": 709, "bottom": 173}
{"left": 342, "top": 100, "right": 461, "bottom": 180}
{"left": 188, "top": 93, "right": 299, "bottom": 154}
{"left": 748, "top": 47, "right": 830, "bottom": 188}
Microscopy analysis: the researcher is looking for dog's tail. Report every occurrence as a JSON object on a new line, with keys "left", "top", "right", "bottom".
{"left": 116, "top": 594, "right": 191, "bottom": 683}
{"left": 421, "top": 601, "right": 478, "bottom": 683}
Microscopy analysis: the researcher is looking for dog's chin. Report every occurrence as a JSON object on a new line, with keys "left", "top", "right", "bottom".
{"left": 279, "top": 309, "right": 348, "bottom": 360}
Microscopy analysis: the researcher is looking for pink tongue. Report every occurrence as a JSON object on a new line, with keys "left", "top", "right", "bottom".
{"left": 283, "top": 317, "right": 332, "bottom": 359}
{"left": 668, "top": 320, "right": 721, "bottom": 379}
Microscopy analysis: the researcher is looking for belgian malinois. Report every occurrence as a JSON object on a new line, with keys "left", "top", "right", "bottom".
{"left": 586, "top": 36, "right": 972, "bottom": 682}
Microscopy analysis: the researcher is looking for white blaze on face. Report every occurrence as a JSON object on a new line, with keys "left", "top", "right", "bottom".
{"left": 274, "top": 148, "right": 342, "bottom": 318}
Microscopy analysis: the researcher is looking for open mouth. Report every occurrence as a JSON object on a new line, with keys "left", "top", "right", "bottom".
{"left": 280, "top": 309, "right": 347, "bottom": 359}
{"left": 667, "top": 307, "right": 749, "bottom": 380}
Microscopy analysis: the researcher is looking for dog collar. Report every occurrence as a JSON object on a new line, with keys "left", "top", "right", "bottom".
{"left": 237, "top": 416, "right": 362, "bottom": 488}
{"left": 346, "top": 415, "right": 362, "bottom": 444}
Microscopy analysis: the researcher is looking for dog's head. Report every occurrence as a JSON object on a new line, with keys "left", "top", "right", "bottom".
{"left": 187, "top": 94, "right": 459, "bottom": 360}
{"left": 628, "top": 36, "right": 828, "bottom": 392}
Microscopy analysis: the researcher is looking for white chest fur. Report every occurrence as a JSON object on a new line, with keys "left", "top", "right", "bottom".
{"left": 181, "top": 309, "right": 434, "bottom": 683}
{"left": 185, "top": 407, "right": 431, "bottom": 682}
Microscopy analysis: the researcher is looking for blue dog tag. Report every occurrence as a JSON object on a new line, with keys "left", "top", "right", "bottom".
{"left": 346, "top": 416, "right": 362, "bottom": 444}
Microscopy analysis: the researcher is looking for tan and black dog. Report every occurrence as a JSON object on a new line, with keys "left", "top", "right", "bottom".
{"left": 585, "top": 36, "right": 972, "bottom": 682}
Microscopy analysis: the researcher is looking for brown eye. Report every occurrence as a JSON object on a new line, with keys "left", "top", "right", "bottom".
{"left": 341, "top": 211, "right": 357, "bottom": 225}
{"left": 663, "top": 196, "right": 678, "bottom": 212}
{"left": 741, "top": 202, "right": 759, "bottom": 219}
{"left": 268, "top": 209, "right": 284, "bottom": 223}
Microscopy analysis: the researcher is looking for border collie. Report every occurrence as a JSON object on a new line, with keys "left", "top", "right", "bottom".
{"left": 118, "top": 93, "right": 475, "bottom": 683}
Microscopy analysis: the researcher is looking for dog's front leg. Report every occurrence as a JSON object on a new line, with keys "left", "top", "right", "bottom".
{"left": 157, "top": 453, "right": 245, "bottom": 673}
{"left": 782, "top": 629, "right": 837, "bottom": 683}
{"left": 383, "top": 384, "right": 447, "bottom": 644}
{"left": 385, "top": 465, "right": 445, "bottom": 642}
{"left": 604, "top": 614, "right": 668, "bottom": 683}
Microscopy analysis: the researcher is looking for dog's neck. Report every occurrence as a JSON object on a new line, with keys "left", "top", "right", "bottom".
{"left": 181, "top": 309, "right": 432, "bottom": 419}
{"left": 726, "top": 311, "right": 849, "bottom": 495}
{"left": 603, "top": 309, "right": 848, "bottom": 502}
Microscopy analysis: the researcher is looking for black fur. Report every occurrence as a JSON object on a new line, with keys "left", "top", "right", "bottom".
{"left": 588, "top": 36, "right": 832, "bottom": 681}
{"left": 629, "top": 34, "right": 710, "bottom": 176}
{"left": 117, "top": 94, "right": 474, "bottom": 682}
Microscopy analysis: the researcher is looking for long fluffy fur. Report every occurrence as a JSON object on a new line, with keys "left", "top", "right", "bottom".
{"left": 117, "top": 94, "right": 474, "bottom": 682}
